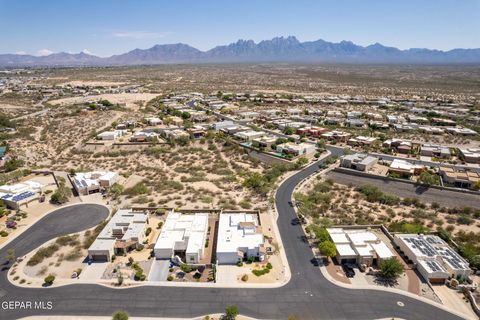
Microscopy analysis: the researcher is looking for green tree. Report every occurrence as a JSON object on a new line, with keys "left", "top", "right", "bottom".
{"left": 418, "top": 171, "right": 440, "bottom": 186}
{"left": 225, "top": 305, "right": 239, "bottom": 320}
{"left": 469, "top": 255, "right": 480, "bottom": 270}
{"left": 283, "top": 127, "right": 294, "bottom": 135}
{"left": 112, "top": 310, "right": 129, "bottom": 320}
{"left": 44, "top": 274, "right": 55, "bottom": 285}
{"left": 379, "top": 258, "right": 405, "bottom": 280}
{"left": 318, "top": 240, "right": 337, "bottom": 258}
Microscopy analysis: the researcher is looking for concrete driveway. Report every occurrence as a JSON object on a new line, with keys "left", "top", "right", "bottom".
{"left": 80, "top": 262, "right": 107, "bottom": 280}
{"left": 148, "top": 259, "right": 170, "bottom": 281}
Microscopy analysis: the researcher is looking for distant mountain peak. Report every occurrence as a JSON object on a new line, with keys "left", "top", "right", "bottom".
{"left": 1, "top": 36, "right": 479, "bottom": 66}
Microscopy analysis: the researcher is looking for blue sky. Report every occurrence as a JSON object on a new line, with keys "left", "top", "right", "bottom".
{"left": 1, "top": 0, "right": 479, "bottom": 56}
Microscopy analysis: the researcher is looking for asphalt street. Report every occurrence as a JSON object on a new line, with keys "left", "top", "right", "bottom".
{"left": 0, "top": 167, "right": 467, "bottom": 320}
{"left": 327, "top": 170, "right": 480, "bottom": 209}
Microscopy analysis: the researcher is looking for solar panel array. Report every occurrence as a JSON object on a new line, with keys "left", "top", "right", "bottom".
{"left": 425, "top": 260, "right": 443, "bottom": 272}
{"left": 402, "top": 235, "right": 469, "bottom": 271}
{"left": 1, "top": 191, "right": 36, "bottom": 202}
{"left": 440, "top": 248, "right": 467, "bottom": 270}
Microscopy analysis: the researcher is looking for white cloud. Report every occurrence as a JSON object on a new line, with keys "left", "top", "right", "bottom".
{"left": 112, "top": 31, "right": 171, "bottom": 40}
{"left": 37, "top": 48, "right": 54, "bottom": 56}
{"left": 15, "top": 51, "right": 27, "bottom": 55}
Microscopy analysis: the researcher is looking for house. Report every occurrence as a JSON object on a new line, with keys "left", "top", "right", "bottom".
{"left": 252, "top": 135, "right": 277, "bottom": 149}
{"left": 129, "top": 131, "right": 159, "bottom": 142}
{"left": 296, "top": 126, "right": 329, "bottom": 137}
{"left": 72, "top": 171, "right": 118, "bottom": 195}
{"left": 88, "top": 209, "right": 148, "bottom": 262}
{"left": 216, "top": 213, "right": 266, "bottom": 264}
{"left": 458, "top": 148, "right": 480, "bottom": 164}
{"left": 145, "top": 117, "right": 162, "bottom": 126}
{"left": 445, "top": 127, "right": 478, "bottom": 136}
{"left": 187, "top": 125, "right": 207, "bottom": 139}
{"left": 154, "top": 212, "right": 209, "bottom": 263}
{"left": 431, "top": 118, "right": 456, "bottom": 126}
{"left": 286, "top": 108, "right": 301, "bottom": 116}
{"left": 383, "top": 139, "right": 414, "bottom": 154}
{"left": 212, "top": 120, "right": 235, "bottom": 131}
{"left": 394, "top": 234, "right": 472, "bottom": 283}
{"left": 0, "top": 180, "right": 44, "bottom": 209}
{"left": 346, "top": 119, "right": 367, "bottom": 128}
{"left": 347, "top": 136, "right": 378, "bottom": 147}
{"left": 321, "top": 130, "right": 351, "bottom": 142}
{"left": 233, "top": 130, "right": 266, "bottom": 142}
{"left": 96, "top": 130, "right": 126, "bottom": 140}
{"left": 276, "top": 142, "right": 316, "bottom": 157}
{"left": 420, "top": 144, "right": 451, "bottom": 159}
{"left": 388, "top": 159, "right": 425, "bottom": 178}
{"left": 340, "top": 154, "right": 378, "bottom": 172}
{"left": 164, "top": 129, "right": 190, "bottom": 140}
{"left": 327, "top": 228, "right": 394, "bottom": 267}
{"left": 237, "top": 111, "right": 260, "bottom": 121}
{"left": 439, "top": 167, "right": 480, "bottom": 189}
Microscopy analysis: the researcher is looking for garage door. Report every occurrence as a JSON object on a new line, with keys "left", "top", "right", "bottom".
{"left": 91, "top": 255, "right": 108, "bottom": 262}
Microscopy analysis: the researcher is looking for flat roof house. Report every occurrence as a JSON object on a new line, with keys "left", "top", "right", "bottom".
{"left": 458, "top": 148, "right": 480, "bottom": 164}
{"left": 233, "top": 130, "right": 266, "bottom": 142}
{"left": 276, "top": 142, "right": 316, "bottom": 157}
{"left": 340, "top": 153, "right": 378, "bottom": 172}
{"left": 420, "top": 144, "right": 451, "bottom": 159}
{"left": 327, "top": 228, "right": 394, "bottom": 267}
{"left": 388, "top": 159, "right": 425, "bottom": 178}
{"left": 154, "top": 211, "right": 209, "bottom": 264}
{"left": 0, "top": 180, "right": 44, "bottom": 209}
{"left": 439, "top": 167, "right": 480, "bottom": 189}
{"left": 88, "top": 209, "right": 147, "bottom": 262}
{"left": 96, "top": 130, "right": 126, "bottom": 141}
{"left": 72, "top": 171, "right": 118, "bottom": 196}
{"left": 252, "top": 135, "right": 277, "bottom": 149}
{"left": 321, "top": 130, "right": 351, "bottom": 142}
{"left": 216, "top": 213, "right": 266, "bottom": 264}
{"left": 394, "top": 234, "right": 472, "bottom": 283}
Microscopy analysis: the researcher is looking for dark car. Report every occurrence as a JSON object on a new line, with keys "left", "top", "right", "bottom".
{"left": 342, "top": 264, "right": 355, "bottom": 278}
{"left": 291, "top": 218, "right": 300, "bottom": 225}
{"left": 310, "top": 258, "right": 320, "bottom": 267}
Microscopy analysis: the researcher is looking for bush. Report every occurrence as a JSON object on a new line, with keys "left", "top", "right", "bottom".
{"left": 145, "top": 227, "right": 152, "bottom": 236}
{"left": 318, "top": 240, "right": 336, "bottom": 258}
{"left": 266, "top": 262, "right": 273, "bottom": 269}
{"left": 44, "top": 274, "right": 55, "bottom": 285}
{"left": 379, "top": 258, "right": 405, "bottom": 280}
{"left": 167, "top": 275, "right": 174, "bottom": 281}
{"left": 112, "top": 311, "right": 129, "bottom": 320}
{"left": 27, "top": 243, "right": 60, "bottom": 266}
{"left": 356, "top": 184, "right": 399, "bottom": 205}
{"left": 225, "top": 305, "right": 239, "bottom": 320}
{"left": 241, "top": 274, "right": 248, "bottom": 282}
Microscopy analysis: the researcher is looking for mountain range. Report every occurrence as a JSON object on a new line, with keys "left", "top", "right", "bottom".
{"left": 1, "top": 36, "right": 479, "bottom": 67}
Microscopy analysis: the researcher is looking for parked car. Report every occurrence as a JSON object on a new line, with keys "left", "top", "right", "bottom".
{"left": 291, "top": 218, "right": 300, "bottom": 225}
{"left": 342, "top": 264, "right": 355, "bottom": 278}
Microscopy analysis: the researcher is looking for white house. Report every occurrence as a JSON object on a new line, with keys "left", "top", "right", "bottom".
{"left": 154, "top": 211, "right": 209, "bottom": 263}
{"left": 88, "top": 209, "right": 148, "bottom": 262}
{"left": 276, "top": 142, "right": 316, "bottom": 157}
{"left": 72, "top": 171, "right": 118, "bottom": 195}
{"left": 394, "top": 234, "right": 472, "bottom": 283}
{"left": 96, "top": 130, "right": 126, "bottom": 140}
{"left": 216, "top": 213, "right": 266, "bottom": 264}
{"left": 0, "top": 180, "right": 44, "bottom": 209}
{"left": 327, "top": 228, "right": 394, "bottom": 267}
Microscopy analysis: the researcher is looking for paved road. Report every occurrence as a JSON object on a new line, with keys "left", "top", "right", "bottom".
{"left": 327, "top": 170, "right": 480, "bottom": 209}
{"left": 0, "top": 167, "right": 466, "bottom": 319}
